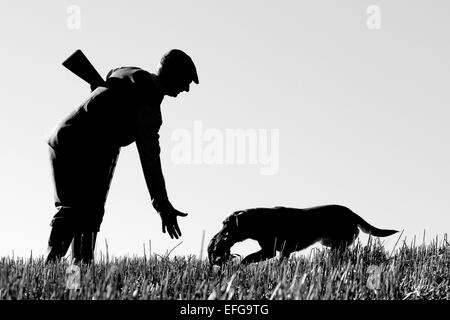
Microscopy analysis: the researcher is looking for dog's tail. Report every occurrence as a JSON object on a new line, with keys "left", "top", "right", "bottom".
{"left": 355, "top": 214, "right": 398, "bottom": 237}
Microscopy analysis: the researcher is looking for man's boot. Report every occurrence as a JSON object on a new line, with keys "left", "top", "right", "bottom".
{"left": 72, "top": 232, "right": 97, "bottom": 264}
{"left": 45, "top": 223, "right": 74, "bottom": 264}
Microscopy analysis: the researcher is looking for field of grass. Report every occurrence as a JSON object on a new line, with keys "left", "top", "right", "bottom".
{"left": 0, "top": 235, "right": 449, "bottom": 300}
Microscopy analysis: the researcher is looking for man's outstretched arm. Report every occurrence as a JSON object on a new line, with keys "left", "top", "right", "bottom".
{"left": 134, "top": 105, "right": 188, "bottom": 239}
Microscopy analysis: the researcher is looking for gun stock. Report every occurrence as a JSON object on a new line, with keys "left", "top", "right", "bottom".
{"left": 62, "top": 49, "right": 105, "bottom": 90}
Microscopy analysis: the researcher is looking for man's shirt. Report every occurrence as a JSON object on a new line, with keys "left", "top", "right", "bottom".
{"left": 48, "top": 67, "right": 170, "bottom": 211}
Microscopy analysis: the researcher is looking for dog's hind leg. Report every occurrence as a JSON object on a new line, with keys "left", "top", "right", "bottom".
{"left": 322, "top": 226, "right": 359, "bottom": 250}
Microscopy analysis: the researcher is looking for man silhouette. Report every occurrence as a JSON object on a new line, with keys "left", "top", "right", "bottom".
{"left": 45, "top": 49, "right": 199, "bottom": 264}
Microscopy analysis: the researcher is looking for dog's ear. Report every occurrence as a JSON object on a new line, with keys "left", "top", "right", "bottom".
{"left": 222, "top": 216, "right": 233, "bottom": 227}
{"left": 223, "top": 211, "right": 242, "bottom": 228}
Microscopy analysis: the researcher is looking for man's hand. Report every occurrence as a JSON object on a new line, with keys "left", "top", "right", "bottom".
{"left": 158, "top": 202, "right": 188, "bottom": 239}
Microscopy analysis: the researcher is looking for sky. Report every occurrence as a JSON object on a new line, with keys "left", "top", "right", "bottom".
{"left": 0, "top": 0, "right": 449, "bottom": 259}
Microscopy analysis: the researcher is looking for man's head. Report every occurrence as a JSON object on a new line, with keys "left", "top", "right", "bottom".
{"left": 157, "top": 49, "right": 199, "bottom": 97}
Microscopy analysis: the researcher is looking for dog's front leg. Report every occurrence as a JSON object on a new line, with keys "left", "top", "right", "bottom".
{"left": 241, "top": 249, "right": 275, "bottom": 264}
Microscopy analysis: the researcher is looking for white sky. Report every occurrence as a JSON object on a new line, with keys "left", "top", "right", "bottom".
{"left": 1, "top": 1, "right": 449, "bottom": 259}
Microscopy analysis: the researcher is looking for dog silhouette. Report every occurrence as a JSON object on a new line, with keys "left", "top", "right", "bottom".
{"left": 208, "top": 205, "right": 398, "bottom": 265}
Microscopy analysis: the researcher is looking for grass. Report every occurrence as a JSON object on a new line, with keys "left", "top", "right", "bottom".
{"left": 0, "top": 235, "right": 449, "bottom": 300}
